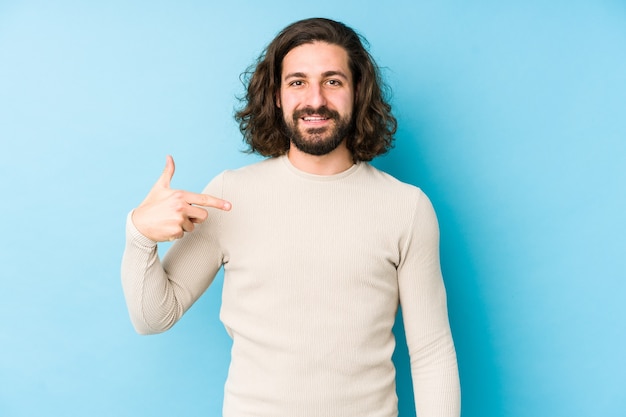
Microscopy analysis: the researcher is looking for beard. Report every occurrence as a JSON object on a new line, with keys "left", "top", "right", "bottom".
{"left": 283, "top": 106, "right": 353, "bottom": 156}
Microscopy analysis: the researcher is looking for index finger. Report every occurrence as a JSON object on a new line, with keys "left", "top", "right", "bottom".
{"left": 183, "top": 191, "right": 232, "bottom": 211}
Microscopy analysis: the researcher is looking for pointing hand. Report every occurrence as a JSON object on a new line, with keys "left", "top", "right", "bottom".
{"left": 132, "top": 155, "right": 231, "bottom": 242}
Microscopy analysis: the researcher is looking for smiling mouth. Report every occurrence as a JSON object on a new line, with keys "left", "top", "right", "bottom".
{"left": 293, "top": 106, "right": 338, "bottom": 125}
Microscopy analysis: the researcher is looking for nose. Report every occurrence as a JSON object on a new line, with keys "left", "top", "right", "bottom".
{"left": 305, "top": 83, "right": 327, "bottom": 108}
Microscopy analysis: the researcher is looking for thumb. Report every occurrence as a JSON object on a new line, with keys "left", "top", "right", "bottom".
{"left": 156, "top": 155, "right": 175, "bottom": 188}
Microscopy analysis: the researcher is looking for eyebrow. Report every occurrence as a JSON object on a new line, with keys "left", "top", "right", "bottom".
{"left": 283, "top": 70, "right": 350, "bottom": 81}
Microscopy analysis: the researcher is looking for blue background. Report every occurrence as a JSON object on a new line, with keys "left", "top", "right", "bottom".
{"left": 1, "top": 1, "right": 624, "bottom": 416}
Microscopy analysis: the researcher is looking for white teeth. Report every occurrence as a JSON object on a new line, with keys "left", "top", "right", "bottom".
{"left": 303, "top": 117, "right": 327, "bottom": 121}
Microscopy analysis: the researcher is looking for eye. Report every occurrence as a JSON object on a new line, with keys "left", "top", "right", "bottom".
{"left": 326, "top": 79, "right": 342, "bottom": 86}
{"left": 288, "top": 80, "right": 304, "bottom": 87}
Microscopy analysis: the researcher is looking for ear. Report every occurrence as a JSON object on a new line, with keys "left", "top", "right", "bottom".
{"left": 275, "top": 90, "right": 281, "bottom": 108}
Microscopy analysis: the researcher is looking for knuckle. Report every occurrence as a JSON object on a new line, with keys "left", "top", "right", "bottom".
{"left": 171, "top": 190, "right": 185, "bottom": 200}
{"left": 197, "top": 194, "right": 209, "bottom": 206}
{"left": 169, "top": 192, "right": 190, "bottom": 212}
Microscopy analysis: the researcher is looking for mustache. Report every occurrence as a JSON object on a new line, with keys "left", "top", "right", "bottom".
{"left": 292, "top": 106, "right": 340, "bottom": 121}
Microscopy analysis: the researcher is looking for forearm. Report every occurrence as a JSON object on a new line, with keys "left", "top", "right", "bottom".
{"left": 402, "top": 274, "right": 460, "bottom": 416}
{"left": 121, "top": 212, "right": 185, "bottom": 334}
{"left": 121, "top": 201, "right": 225, "bottom": 334}
{"left": 409, "top": 329, "right": 461, "bottom": 417}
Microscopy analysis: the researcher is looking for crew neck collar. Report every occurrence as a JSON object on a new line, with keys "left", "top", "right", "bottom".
{"left": 280, "top": 154, "right": 361, "bottom": 181}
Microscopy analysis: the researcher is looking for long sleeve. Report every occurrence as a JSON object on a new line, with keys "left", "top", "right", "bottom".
{"left": 120, "top": 175, "right": 226, "bottom": 335}
{"left": 398, "top": 191, "right": 461, "bottom": 417}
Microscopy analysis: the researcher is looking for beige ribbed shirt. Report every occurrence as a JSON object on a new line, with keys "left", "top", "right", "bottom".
{"left": 122, "top": 155, "right": 460, "bottom": 417}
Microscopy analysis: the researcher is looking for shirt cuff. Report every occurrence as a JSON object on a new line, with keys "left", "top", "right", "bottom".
{"left": 126, "top": 210, "right": 158, "bottom": 249}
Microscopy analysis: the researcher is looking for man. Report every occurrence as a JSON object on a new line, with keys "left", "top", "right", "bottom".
{"left": 122, "top": 17, "right": 460, "bottom": 417}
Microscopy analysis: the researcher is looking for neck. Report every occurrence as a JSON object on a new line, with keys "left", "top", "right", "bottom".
{"left": 287, "top": 142, "right": 354, "bottom": 175}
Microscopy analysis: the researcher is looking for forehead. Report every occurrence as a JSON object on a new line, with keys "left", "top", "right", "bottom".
{"left": 281, "top": 41, "right": 351, "bottom": 80}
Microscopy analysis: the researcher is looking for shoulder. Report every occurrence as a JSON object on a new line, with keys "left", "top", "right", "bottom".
{"left": 359, "top": 163, "right": 438, "bottom": 225}
{"left": 359, "top": 163, "right": 428, "bottom": 201}
{"left": 201, "top": 157, "right": 283, "bottom": 197}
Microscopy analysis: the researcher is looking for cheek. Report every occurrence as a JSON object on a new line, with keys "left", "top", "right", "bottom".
{"left": 279, "top": 93, "right": 297, "bottom": 110}
{"left": 332, "top": 90, "right": 354, "bottom": 111}
{"left": 279, "top": 98, "right": 300, "bottom": 120}
{"left": 339, "top": 96, "right": 354, "bottom": 115}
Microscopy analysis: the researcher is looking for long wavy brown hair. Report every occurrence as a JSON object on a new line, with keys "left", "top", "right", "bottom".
{"left": 235, "top": 18, "right": 397, "bottom": 162}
